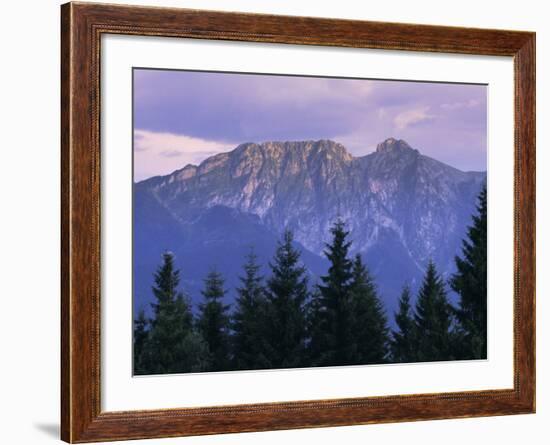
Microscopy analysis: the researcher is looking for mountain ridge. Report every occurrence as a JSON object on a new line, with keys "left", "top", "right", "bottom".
{"left": 134, "top": 138, "right": 485, "bottom": 321}
{"left": 138, "top": 138, "right": 485, "bottom": 186}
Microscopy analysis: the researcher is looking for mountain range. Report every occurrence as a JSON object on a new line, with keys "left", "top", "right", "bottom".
{"left": 133, "top": 138, "right": 486, "bottom": 321}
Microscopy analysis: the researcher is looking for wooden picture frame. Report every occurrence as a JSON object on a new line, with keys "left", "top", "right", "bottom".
{"left": 61, "top": 2, "right": 535, "bottom": 442}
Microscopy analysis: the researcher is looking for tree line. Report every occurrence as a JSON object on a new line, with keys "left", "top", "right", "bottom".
{"left": 134, "top": 187, "right": 487, "bottom": 374}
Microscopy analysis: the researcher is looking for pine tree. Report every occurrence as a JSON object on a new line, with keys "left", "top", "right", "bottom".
{"left": 309, "top": 220, "right": 355, "bottom": 366}
{"left": 264, "top": 230, "right": 309, "bottom": 369}
{"left": 133, "top": 309, "right": 149, "bottom": 374}
{"left": 450, "top": 186, "right": 487, "bottom": 359}
{"left": 305, "top": 286, "right": 324, "bottom": 363}
{"left": 391, "top": 286, "right": 417, "bottom": 363}
{"left": 414, "top": 261, "right": 454, "bottom": 362}
{"left": 350, "top": 254, "right": 389, "bottom": 364}
{"left": 197, "top": 269, "right": 232, "bottom": 371}
{"left": 149, "top": 252, "right": 190, "bottom": 325}
{"left": 139, "top": 252, "right": 210, "bottom": 375}
{"left": 232, "top": 250, "right": 271, "bottom": 370}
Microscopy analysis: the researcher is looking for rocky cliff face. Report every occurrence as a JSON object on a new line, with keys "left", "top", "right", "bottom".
{"left": 134, "top": 138, "right": 485, "bottom": 317}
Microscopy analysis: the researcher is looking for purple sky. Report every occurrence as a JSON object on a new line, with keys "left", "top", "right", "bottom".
{"left": 133, "top": 68, "right": 487, "bottom": 181}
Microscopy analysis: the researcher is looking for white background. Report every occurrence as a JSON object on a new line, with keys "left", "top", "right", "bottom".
{"left": 102, "top": 35, "right": 514, "bottom": 411}
{"left": 0, "top": 0, "right": 546, "bottom": 444}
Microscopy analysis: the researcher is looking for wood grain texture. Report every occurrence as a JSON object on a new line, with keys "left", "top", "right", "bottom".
{"left": 60, "top": 2, "right": 536, "bottom": 442}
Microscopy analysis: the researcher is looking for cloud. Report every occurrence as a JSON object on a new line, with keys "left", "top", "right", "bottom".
{"left": 159, "top": 149, "right": 218, "bottom": 159}
{"left": 133, "top": 69, "right": 487, "bottom": 172}
{"left": 134, "top": 129, "right": 230, "bottom": 154}
{"left": 440, "top": 99, "right": 480, "bottom": 110}
{"left": 254, "top": 76, "right": 373, "bottom": 105}
{"left": 376, "top": 108, "right": 389, "bottom": 120}
{"left": 393, "top": 106, "right": 435, "bottom": 131}
{"left": 159, "top": 149, "right": 185, "bottom": 158}
{"left": 134, "top": 129, "right": 234, "bottom": 181}
{"left": 133, "top": 70, "right": 377, "bottom": 143}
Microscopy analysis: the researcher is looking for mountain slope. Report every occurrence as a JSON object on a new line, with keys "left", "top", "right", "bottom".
{"left": 134, "top": 138, "right": 485, "bottom": 318}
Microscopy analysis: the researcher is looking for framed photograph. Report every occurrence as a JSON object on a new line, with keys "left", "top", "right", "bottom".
{"left": 61, "top": 2, "right": 535, "bottom": 442}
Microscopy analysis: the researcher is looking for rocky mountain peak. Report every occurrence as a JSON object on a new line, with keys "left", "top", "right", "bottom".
{"left": 173, "top": 164, "right": 197, "bottom": 181}
{"left": 313, "top": 139, "right": 353, "bottom": 161}
{"left": 240, "top": 139, "right": 352, "bottom": 158}
{"left": 375, "top": 138, "right": 416, "bottom": 155}
{"left": 231, "top": 140, "right": 353, "bottom": 167}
